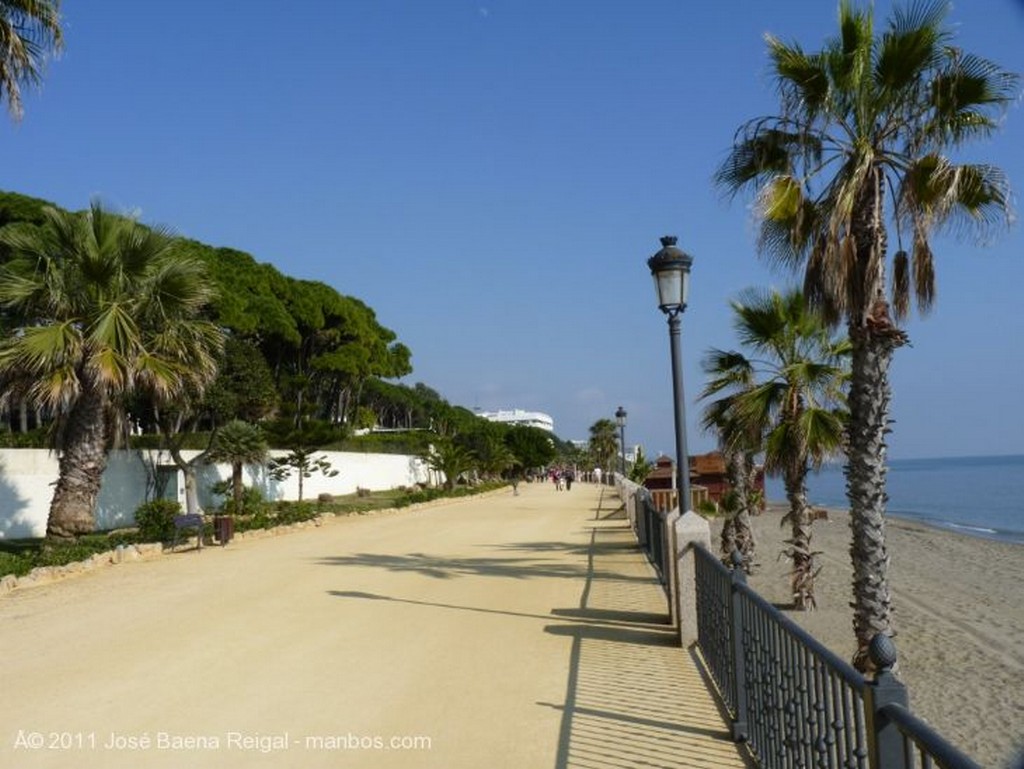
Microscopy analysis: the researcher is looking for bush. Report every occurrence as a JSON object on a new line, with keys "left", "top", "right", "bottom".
{"left": 134, "top": 499, "right": 183, "bottom": 542}
{"left": 210, "top": 483, "right": 266, "bottom": 516}
{"left": 0, "top": 427, "right": 50, "bottom": 449}
{"left": 273, "top": 501, "right": 317, "bottom": 525}
{"left": 0, "top": 531, "right": 141, "bottom": 578}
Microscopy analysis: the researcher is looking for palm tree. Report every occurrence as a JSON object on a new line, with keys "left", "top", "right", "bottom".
{"left": 700, "top": 401, "right": 760, "bottom": 574}
{"left": 474, "top": 434, "right": 518, "bottom": 480}
{"left": 702, "top": 289, "right": 849, "bottom": 610}
{"left": 0, "top": 0, "right": 63, "bottom": 120}
{"left": 206, "top": 420, "right": 268, "bottom": 513}
{"left": 715, "top": 1, "right": 1017, "bottom": 666}
{"left": 0, "top": 202, "right": 224, "bottom": 539}
{"left": 423, "top": 440, "right": 475, "bottom": 491}
{"left": 588, "top": 418, "right": 618, "bottom": 476}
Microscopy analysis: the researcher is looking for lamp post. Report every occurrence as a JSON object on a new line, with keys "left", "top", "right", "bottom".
{"left": 648, "top": 235, "right": 693, "bottom": 513}
{"left": 615, "top": 406, "right": 627, "bottom": 477}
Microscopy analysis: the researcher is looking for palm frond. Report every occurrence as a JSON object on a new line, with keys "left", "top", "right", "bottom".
{"left": 717, "top": 119, "right": 826, "bottom": 194}
{"left": 929, "top": 52, "right": 1020, "bottom": 144}
{"left": 833, "top": 0, "right": 874, "bottom": 91}
{"left": 876, "top": 0, "right": 948, "bottom": 93}
{"left": 766, "top": 35, "right": 830, "bottom": 119}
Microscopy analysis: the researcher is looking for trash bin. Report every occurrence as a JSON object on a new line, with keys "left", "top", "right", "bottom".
{"left": 213, "top": 515, "right": 234, "bottom": 545}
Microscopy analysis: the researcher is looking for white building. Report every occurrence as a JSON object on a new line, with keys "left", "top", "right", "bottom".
{"left": 476, "top": 408, "right": 554, "bottom": 432}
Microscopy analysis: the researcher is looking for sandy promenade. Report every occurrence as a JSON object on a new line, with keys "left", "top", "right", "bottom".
{"left": 710, "top": 505, "right": 1024, "bottom": 768}
{"left": 0, "top": 484, "right": 748, "bottom": 769}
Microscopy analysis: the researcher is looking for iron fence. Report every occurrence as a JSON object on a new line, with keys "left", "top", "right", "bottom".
{"left": 636, "top": 489, "right": 668, "bottom": 588}
{"left": 692, "top": 542, "right": 982, "bottom": 769}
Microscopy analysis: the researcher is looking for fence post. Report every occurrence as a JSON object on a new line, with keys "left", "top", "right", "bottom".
{"left": 637, "top": 494, "right": 650, "bottom": 547}
{"left": 729, "top": 549, "right": 749, "bottom": 742}
{"left": 673, "top": 511, "right": 710, "bottom": 646}
{"left": 864, "top": 634, "right": 909, "bottom": 769}
{"left": 664, "top": 508, "right": 681, "bottom": 631}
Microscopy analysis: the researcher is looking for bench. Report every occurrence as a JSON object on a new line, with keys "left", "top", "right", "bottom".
{"left": 171, "top": 514, "right": 205, "bottom": 552}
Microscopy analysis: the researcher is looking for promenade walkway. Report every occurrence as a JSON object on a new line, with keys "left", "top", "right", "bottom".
{"left": 0, "top": 482, "right": 750, "bottom": 769}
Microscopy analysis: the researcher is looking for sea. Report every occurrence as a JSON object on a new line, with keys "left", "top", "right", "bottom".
{"left": 764, "top": 454, "right": 1024, "bottom": 545}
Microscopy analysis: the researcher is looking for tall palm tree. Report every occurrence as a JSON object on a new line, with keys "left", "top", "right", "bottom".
{"left": 588, "top": 418, "right": 618, "bottom": 476}
{"left": 716, "top": 1, "right": 1017, "bottom": 665}
{"left": 1, "top": 0, "right": 63, "bottom": 120}
{"left": 702, "top": 289, "right": 849, "bottom": 610}
{"left": 0, "top": 202, "right": 224, "bottom": 539}
{"left": 206, "top": 420, "right": 268, "bottom": 513}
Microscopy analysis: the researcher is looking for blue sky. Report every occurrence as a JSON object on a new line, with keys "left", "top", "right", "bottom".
{"left": 3, "top": 1, "right": 1023, "bottom": 460}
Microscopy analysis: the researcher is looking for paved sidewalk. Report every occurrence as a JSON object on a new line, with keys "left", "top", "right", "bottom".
{"left": 555, "top": 489, "right": 751, "bottom": 769}
{"left": 0, "top": 482, "right": 750, "bottom": 768}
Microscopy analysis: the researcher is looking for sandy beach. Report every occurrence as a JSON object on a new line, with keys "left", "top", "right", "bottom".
{"left": 710, "top": 504, "right": 1024, "bottom": 768}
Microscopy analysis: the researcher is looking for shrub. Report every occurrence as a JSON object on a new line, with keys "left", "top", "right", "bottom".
{"left": 211, "top": 483, "right": 266, "bottom": 516}
{"left": 0, "top": 532, "right": 141, "bottom": 578}
{"left": 134, "top": 499, "right": 183, "bottom": 542}
{"left": 273, "top": 501, "right": 317, "bottom": 525}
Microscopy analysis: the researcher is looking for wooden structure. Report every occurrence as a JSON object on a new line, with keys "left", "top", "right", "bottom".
{"left": 688, "top": 452, "right": 765, "bottom": 505}
{"left": 642, "top": 455, "right": 708, "bottom": 513}
{"left": 641, "top": 452, "right": 764, "bottom": 512}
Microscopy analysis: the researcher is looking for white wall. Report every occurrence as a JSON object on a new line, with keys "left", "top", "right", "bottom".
{"left": 0, "top": 448, "right": 432, "bottom": 539}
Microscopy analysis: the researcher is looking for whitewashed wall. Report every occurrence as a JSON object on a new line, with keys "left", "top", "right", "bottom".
{"left": 0, "top": 448, "right": 432, "bottom": 539}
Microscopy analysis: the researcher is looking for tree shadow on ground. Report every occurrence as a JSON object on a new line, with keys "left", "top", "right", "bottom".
{"left": 316, "top": 550, "right": 655, "bottom": 582}
{"left": 329, "top": 590, "right": 668, "bottom": 629}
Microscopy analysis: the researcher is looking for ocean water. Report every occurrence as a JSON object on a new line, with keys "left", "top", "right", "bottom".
{"left": 765, "top": 454, "right": 1024, "bottom": 544}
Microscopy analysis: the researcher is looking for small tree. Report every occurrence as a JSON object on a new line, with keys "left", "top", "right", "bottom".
{"left": 422, "top": 441, "right": 475, "bottom": 491}
{"left": 269, "top": 448, "right": 339, "bottom": 502}
{"left": 205, "top": 420, "right": 268, "bottom": 513}
{"left": 628, "top": 446, "right": 654, "bottom": 484}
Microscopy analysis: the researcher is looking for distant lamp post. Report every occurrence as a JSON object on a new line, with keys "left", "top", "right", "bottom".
{"left": 648, "top": 235, "right": 693, "bottom": 513}
{"left": 615, "top": 406, "right": 627, "bottom": 477}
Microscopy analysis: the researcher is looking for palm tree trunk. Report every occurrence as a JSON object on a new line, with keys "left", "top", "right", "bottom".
{"left": 784, "top": 466, "right": 815, "bottom": 610}
{"left": 844, "top": 168, "right": 908, "bottom": 671}
{"left": 725, "top": 448, "right": 756, "bottom": 571}
{"left": 846, "top": 324, "right": 902, "bottom": 669}
{"left": 720, "top": 515, "right": 738, "bottom": 560}
{"left": 168, "top": 445, "right": 203, "bottom": 516}
{"left": 232, "top": 464, "right": 244, "bottom": 511}
{"left": 47, "top": 387, "right": 108, "bottom": 539}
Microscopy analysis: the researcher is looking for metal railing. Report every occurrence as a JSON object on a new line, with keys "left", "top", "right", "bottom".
{"left": 692, "top": 543, "right": 982, "bottom": 769}
{"left": 636, "top": 489, "right": 668, "bottom": 589}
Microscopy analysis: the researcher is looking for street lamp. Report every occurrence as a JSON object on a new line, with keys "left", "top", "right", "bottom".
{"left": 648, "top": 235, "right": 693, "bottom": 513}
{"left": 615, "top": 406, "right": 627, "bottom": 477}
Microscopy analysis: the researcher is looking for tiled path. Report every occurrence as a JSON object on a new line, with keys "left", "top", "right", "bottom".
{"left": 555, "top": 489, "right": 751, "bottom": 769}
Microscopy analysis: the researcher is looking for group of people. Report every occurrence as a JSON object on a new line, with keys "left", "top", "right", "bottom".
{"left": 548, "top": 467, "right": 575, "bottom": 490}
{"left": 513, "top": 466, "right": 606, "bottom": 495}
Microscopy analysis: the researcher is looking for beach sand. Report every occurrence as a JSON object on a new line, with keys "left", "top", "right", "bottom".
{"left": 709, "top": 505, "right": 1024, "bottom": 768}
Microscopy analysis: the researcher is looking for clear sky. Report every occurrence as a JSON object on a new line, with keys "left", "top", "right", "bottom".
{"left": 3, "top": 1, "right": 1023, "bottom": 461}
